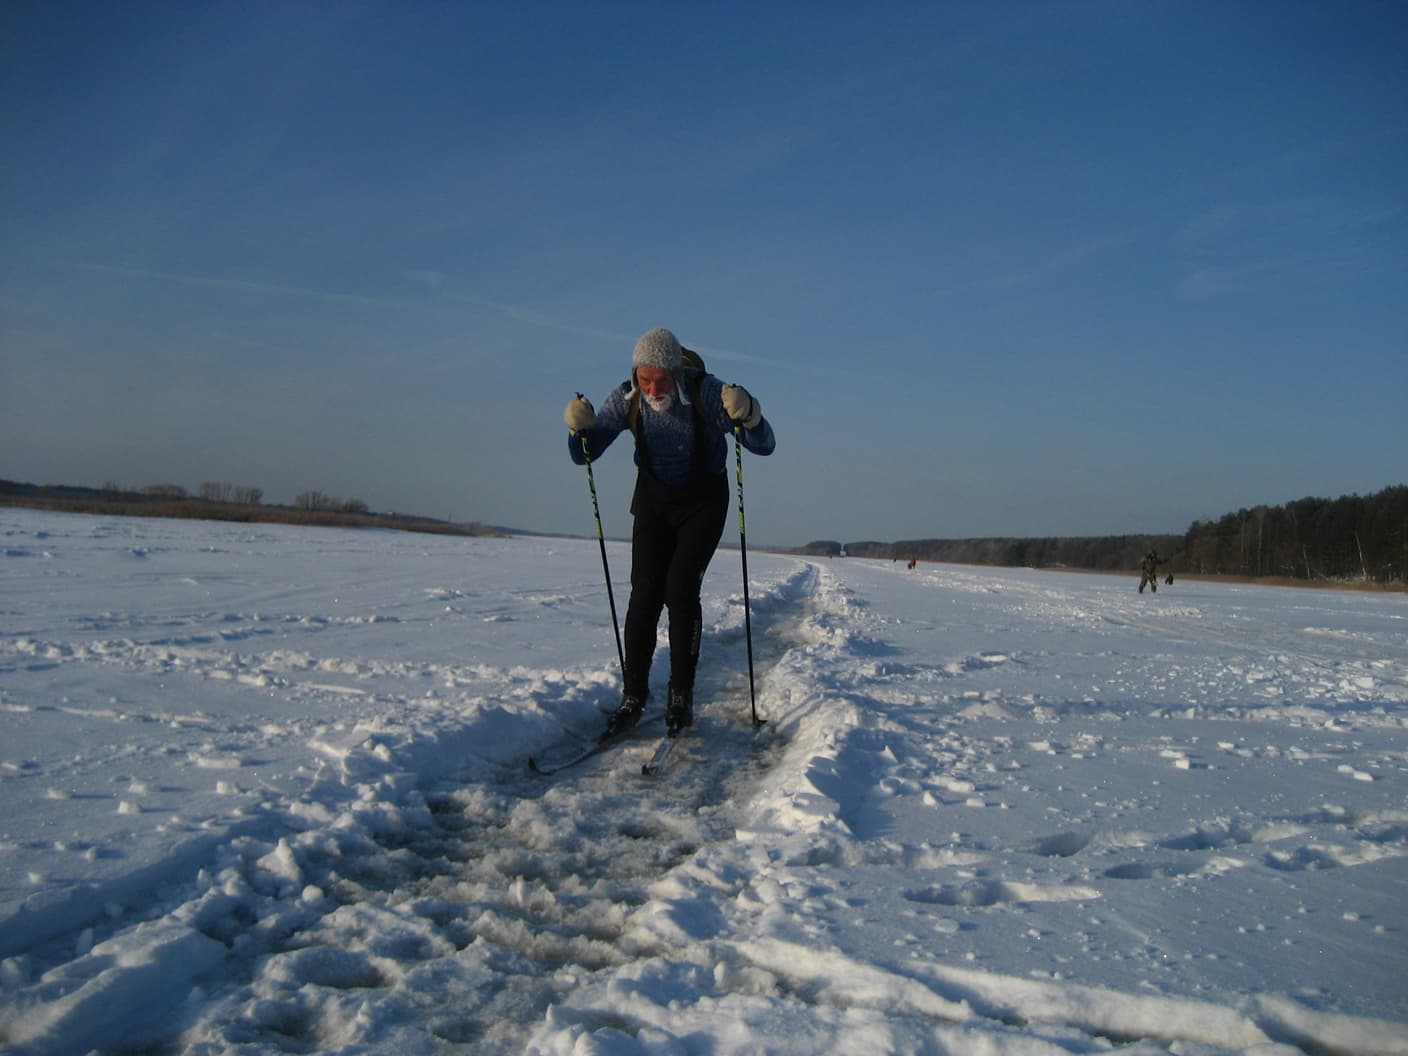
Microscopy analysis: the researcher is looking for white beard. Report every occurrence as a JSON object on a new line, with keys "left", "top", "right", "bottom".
{"left": 643, "top": 391, "right": 675, "bottom": 413}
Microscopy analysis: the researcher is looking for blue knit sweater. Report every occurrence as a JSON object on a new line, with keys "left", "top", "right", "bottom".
{"left": 568, "top": 369, "right": 775, "bottom": 486}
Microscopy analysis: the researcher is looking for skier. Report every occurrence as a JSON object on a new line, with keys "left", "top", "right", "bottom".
{"left": 1139, "top": 549, "right": 1163, "bottom": 594}
{"left": 564, "top": 327, "right": 776, "bottom": 738}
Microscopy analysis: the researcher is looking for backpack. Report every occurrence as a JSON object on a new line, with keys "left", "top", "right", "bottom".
{"left": 626, "top": 346, "right": 708, "bottom": 431}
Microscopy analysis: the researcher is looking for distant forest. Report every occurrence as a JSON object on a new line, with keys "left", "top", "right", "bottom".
{"left": 5, "top": 478, "right": 1404, "bottom": 584}
{"left": 796, "top": 485, "right": 1408, "bottom": 585}
{"left": 0, "top": 478, "right": 502, "bottom": 539}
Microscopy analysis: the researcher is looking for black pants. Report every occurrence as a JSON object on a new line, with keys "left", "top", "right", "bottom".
{"left": 622, "top": 471, "right": 729, "bottom": 700}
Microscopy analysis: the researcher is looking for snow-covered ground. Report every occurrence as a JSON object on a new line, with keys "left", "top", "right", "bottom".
{"left": 1, "top": 507, "right": 1405, "bottom": 1056}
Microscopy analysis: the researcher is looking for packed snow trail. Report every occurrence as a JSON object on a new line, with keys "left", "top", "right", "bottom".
{"left": 0, "top": 517, "right": 814, "bottom": 1054}
{"left": 2, "top": 512, "right": 1405, "bottom": 1054}
{"left": 168, "top": 707, "right": 789, "bottom": 1053}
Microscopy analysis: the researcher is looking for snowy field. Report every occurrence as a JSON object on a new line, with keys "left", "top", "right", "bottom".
{"left": 1, "top": 507, "right": 1406, "bottom": 1056}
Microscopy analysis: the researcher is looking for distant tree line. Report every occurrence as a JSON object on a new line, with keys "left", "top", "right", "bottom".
{"left": 795, "top": 484, "right": 1407, "bottom": 585}
{"left": 115, "top": 481, "right": 265, "bottom": 505}
{"left": 1181, "top": 486, "right": 1407, "bottom": 582}
{"left": 0, "top": 478, "right": 500, "bottom": 539}
{"left": 294, "top": 490, "right": 369, "bottom": 515}
{"left": 799, "top": 534, "right": 1183, "bottom": 573}
{"left": 105, "top": 481, "right": 363, "bottom": 511}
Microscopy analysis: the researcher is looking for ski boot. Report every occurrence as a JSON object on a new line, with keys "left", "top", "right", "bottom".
{"left": 666, "top": 685, "right": 693, "bottom": 737}
{"left": 603, "top": 693, "right": 645, "bottom": 739}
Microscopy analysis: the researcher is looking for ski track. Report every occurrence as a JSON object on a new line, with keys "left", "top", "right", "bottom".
{"left": 1, "top": 514, "right": 1406, "bottom": 1055}
{"left": 0, "top": 551, "right": 817, "bottom": 1056}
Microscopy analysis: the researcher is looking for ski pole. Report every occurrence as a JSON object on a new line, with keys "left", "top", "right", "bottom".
{"left": 578, "top": 412, "right": 625, "bottom": 677}
{"left": 733, "top": 426, "right": 764, "bottom": 729}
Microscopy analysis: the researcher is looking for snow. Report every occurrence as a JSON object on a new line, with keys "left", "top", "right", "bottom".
{"left": 1, "top": 507, "right": 1406, "bottom": 1055}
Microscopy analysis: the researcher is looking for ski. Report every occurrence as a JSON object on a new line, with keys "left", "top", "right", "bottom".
{"left": 528, "top": 713, "right": 662, "bottom": 776}
{"left": 640, "top": 736, "right": 677, "bottom": 776}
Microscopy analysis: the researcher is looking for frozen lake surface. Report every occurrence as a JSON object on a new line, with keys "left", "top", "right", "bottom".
{"left": 1, "top": 508, "right": 1405, "bottom": 1054}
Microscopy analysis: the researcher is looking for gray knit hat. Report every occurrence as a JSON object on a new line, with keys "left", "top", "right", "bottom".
{"left": 632, "top": 327, "right": 682, "bottom": 372}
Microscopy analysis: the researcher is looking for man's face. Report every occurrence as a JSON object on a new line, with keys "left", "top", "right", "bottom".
{"left": 635, "top": 367, "right": 677, "bottom": 398}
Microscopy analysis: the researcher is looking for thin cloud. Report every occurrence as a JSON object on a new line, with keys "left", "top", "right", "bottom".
{"left": 75, "top": 262, "right": 429, "bottom": 312}
{"left": 444, "top": 292, "right": 795, "bottom": 372}
{"left": 74, "top": 260, "right": 800, "bottom": 374}
{"left": 928, "top": 227, "right": 1140, "bottom": 300}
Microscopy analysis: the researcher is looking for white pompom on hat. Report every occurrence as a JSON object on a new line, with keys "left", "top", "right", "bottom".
{"left": 632, "top": 327, "right": 683, "bottom": 372}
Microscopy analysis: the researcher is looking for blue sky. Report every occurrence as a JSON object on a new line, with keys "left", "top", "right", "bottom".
{"left": 3, "top": 2, "right": 1404, "bottom": 547}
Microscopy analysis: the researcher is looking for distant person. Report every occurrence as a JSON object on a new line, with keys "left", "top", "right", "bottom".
{"left": 1139, "top": 549, "right": 1164, "bottom": 594}
{"left": 564, "top": 327, "right": 776, "bottom": 738}
{"left": 907, "top": 555, "right": 917, "bottom": 570}
{"left": 1165, "top": 573, "right": 1174, "bottom": 586}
